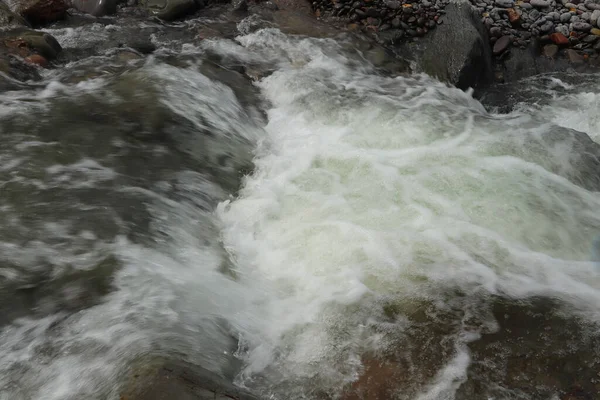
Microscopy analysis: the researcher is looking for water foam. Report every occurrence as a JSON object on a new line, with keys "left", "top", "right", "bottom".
{"left": 218, "top": 29, "right": 600, "bottom": 397}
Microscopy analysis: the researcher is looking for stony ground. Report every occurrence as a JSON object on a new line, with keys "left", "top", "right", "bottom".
{"left": 312, "top": 0, "right": 600, "bottom": 65}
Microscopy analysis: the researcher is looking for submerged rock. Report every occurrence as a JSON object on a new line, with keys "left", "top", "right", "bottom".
{"left": 69, "top": 0, "right": 119, "bottom": 16}
{"left": 140, "top": 0, "right": 198, "bottom": 20}
{"left": 120, "top": 359, "right": 259, "bottom": 400}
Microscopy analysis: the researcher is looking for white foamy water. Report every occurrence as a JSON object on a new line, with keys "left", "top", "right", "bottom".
{"left": 218, "top": 29, "right": 600, "bottom": 398}
{"left": 2, "top": 22, "right": 600, "bottom": 400}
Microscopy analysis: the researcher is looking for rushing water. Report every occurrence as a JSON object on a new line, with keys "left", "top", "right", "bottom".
{"left": 1, "top": 14, "right": 600, "bottom": 400}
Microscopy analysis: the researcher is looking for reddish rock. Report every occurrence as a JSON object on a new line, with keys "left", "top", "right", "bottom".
{"left": 566, "top": 48, "right": 585, "bottom": 63}
{"left": 10, "top": 0, "right": 68, "bottom": 25}
{"left": 24, "top": 54, "right": 47, "bottom": 67}
{"left": 508, "top": 8, "right": 521, "bottom": 25}
{"left": 550, "top": 32, "right": 569, "bottom": 45}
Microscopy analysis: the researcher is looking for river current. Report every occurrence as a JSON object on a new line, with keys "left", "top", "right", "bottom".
{"left": 1, "top": 13, "right": 600, "bottom": 400}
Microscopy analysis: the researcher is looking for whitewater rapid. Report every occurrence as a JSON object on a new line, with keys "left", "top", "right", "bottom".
{"left": 0, "top": 19, "right": 599, "bottom": 400}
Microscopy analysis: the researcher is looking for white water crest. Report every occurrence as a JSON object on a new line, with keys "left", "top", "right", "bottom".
{"left": 218, "top": 28, "right": 600, "bottom": 398}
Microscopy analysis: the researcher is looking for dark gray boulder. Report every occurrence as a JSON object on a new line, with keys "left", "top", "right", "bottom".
{"left": 68, "top": 0, "right": 119, "bottom": 16}
{"left": 400, "top": 2, "right": 493, "bottom": 90}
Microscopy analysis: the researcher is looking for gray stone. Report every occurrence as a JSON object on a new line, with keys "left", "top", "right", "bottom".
{"left": 581, "top": 11, "right": 591, "bottom": 21}
{"left": 530, "top": 0, "right": 551, "bottom": 7}
{"left": 564, "top": 2, "right": 576, "bottom": 8}
{"left": 529, "top": 9, "right": 541, "bottom": 20}
{"left": 555, "top": 24, "right": 569, "bottom": 36}
{"left": 591, "top": 9, "right": 600, "bottom": 25}
{"left": 414, "top": 2, "right": 494, "bottom": 89}
{"left": 521, "top": 2, "right": 532, "bottom": 8}
{"left": 69, "top": 0, "right": 118, "bottom": 16}
{"left": 572, "top": 21, "right": 593, "bottom": 31}
{"left": 385, "top": 0, "right": 401, "bottom": 9}
{"left": 586, "top": 2, "right": 600, "bottom": 10}
{"left": 560, "top": 12, "right": 572, "bottom": 22}
{"left": 547, "top": 11, "right": 560, "bottom": 21}
{"left": 490, "top": 25, "right": 502, "bottom": 36}
{"left": 495, "top": 0, "right": 513, "bottom": 7}
{"left": 578, "top": 4, "right": 588, "bottom": 11}
{"left": 540, "top": 20, "right": 554, "bottom": 31}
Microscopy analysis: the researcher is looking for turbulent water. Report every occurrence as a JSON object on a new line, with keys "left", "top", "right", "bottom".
{"left": 1, "top": 13, "right": 600, "bottom": 400}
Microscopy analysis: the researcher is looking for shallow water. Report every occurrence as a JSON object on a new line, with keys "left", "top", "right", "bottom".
{"left": 1, "top": 14, "right": 600, "bottom": 400}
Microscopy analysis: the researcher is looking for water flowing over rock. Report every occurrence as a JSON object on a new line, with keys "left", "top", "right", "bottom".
{"left": 1, "top": 3, "right": 600, "bottom": 400}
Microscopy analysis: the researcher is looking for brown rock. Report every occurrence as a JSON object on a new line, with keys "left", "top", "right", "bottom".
{"left": 591, "top": 28, "right": 600, "bottom": 36}
{"left": 24, "top": 53, "right": 47, "bottom": 67}
{"left": 508, "top": 8, "right": 521, "bottom": 25}
{"left": 566, "top": 48, "right": 585, "bottom": 63}
{"left": 8, "top": 0, "right": 68, "bottom": 25}
{"left": 542, "top": 44, "right": 558, "bottom": 58}
{"left": 493, "top": 35, "right": 512, "bottom": 55}
{"left": 550, "top": 32, "right": 569, "bottom": 45}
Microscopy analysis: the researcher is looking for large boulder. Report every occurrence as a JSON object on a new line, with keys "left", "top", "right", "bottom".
{"left": 140, "top": 0, "right": 198, "bottom": 21}
{"left": 0, "top": 1, "right": 29, "bottom": 27}
{"left": 68, "top": 0, "right": 119, "bottom": 16}
{"left": 3, "top": 0, "right": 68, "bottom": 25}
{"left": 398, "top": 2, "right": 493, "bottom": 90}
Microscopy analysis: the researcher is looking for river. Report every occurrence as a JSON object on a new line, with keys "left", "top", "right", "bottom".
{"left": 1, "top": 10, "right": 600, "bottom": 400}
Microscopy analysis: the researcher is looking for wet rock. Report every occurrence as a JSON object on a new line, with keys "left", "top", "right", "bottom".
{"left": 120, "top": 359, "right": 259, "bottom": 400}
{"left": 0, "top": 1, "right": 29, "bottom": 26}
{"left": 232, "top": 0, "right": 248, "bottom": 12}
{"left": 493, "top": 34, "right": 512, "bottom": 54}
{"left": 4, "top": 0, "right": 68, "bottom": 25}
{"left": 416, "top": 2, "right": 493, "bottom": 89}
{"left": 560, "top": 11, "right": 572, "bottom": 22}
{"left": 69, "top": 0, "right": 119, "bottom": 16}
{"left": 566, "top": 48, "right": 585, "bottom": 62}
{"left": 24, "top": 52, "right": 47, "bottom": 66}
{"left": 550, "top": 31, "right": 570, "bottom": 44}
{"left": 140, "top": 0, "right": 197, "bottom": 20}
{"left": 592, "top": 27, "right": 600, "bottom": 35}
{"left": 542, "top": 43, "right": 559, "bottom": 57}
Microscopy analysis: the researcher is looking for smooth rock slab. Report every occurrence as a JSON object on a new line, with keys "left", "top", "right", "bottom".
{"left": 493, "top": 34, "right": 512, "bottom": 54}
